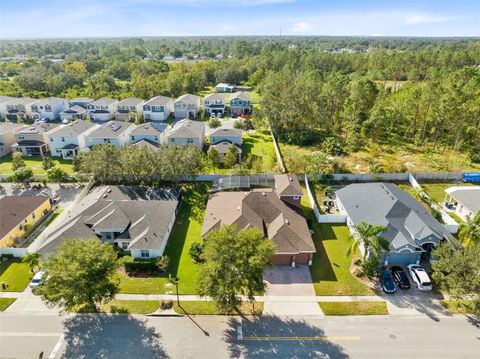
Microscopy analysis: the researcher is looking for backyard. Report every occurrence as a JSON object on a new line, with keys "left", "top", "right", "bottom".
{"left": 0, "top": 258, "right": 33, "bottom": 292}
{"left": 420, "top": 182, "right": 474, "bottom": 204}
{"left": 117, "top": 182, "right": 210, "bottom": 294}
{"left": 0, "top": 154, "right": 75, "bottom": 175}
{"left": 301, "top": 188, "right": 375, "bottom": 296}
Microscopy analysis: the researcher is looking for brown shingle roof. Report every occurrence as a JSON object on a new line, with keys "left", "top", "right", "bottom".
{"left": 274, "top": 174, "right": 302, "bottom": 197}
{"left": 0, "top": 196, "right": 50, "bottom": 238}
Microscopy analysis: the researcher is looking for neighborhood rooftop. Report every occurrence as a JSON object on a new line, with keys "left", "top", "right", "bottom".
{"left": 89, "top": 98, "right": 118, "bottom": 106}
{"left": 49, "top": 119, "right": 95, "bottom": 137}
{"left": 445, "top": 186, "right": 480, "bottom": 214}
{"left": 117, "top": 97, "right": 144, "bottom": 106}
{"left": 210, "top": 128, "right": 242, "bottom": 137}
{"left": 86, "top": 120, "right": 132, "bottom": 137}
{"left": 18, "top": 122, "right": 60, "bottom": 134}
{"left": 169, "top": 119, "right": 204, "bottom": 137}
{"left": 130, "top": 122, "right": 168, "bottom": 136}
{"left": 175, "top": 94, "right": 200, "bottom": 103}
{"left": 143, "top": 95, "right": 172, "bottom": 106}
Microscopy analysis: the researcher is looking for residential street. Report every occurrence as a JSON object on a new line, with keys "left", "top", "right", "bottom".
{"left": 1, "top": 312, "right": 478, "bottom": 359}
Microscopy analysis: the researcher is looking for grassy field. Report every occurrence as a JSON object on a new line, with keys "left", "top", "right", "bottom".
{"left": 301, "top": 189, "right": 374, "bottom": 296}
{"left": 173, "top": 301, "right": 263, "bottom": 315}
{"left": 319, "top": 301, "right": 388, "bottom": 315}
{"left": 0, "top": 298, "right": 16, "bottom": 311}
{"left": 75, "top": 300, "right": 160, "bottom": 314}
{"left": 0, "top": 154, "right": 75, "bottom": 175}
{"left": 0, "top": 259, "right": 33, "bottom": 292}
{"left": 440, "top": 300, "right": 476, "bottom": 314}
{"left": 117, "top": 183, "right": 210, "bottom": 294}
{"left": 420, "top": 182, "right": 474, "bottom": 204}
{"left": 242, "top": 131, "right": 276, "bottom": 173}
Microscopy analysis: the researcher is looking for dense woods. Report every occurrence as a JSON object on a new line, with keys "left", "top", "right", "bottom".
{"left": 1, "top": 36, "right": 479, "bottom": 165}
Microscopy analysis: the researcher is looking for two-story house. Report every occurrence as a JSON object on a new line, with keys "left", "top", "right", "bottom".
{"left": 85, "top": 121, "right": 134, "bottom": 149}
{"left": 230, "top": 91, "right": 252, "bottom": 117}
{"left": 0, "top": 96, "right": 16, "bottom": 120}
{"left": 31, "top": 97, "right": 69, "bottom": 121}
{"left": 143, "top": 96, "right": 173, "bottom": 122}
{"left": 4, "top": 98, "right": 39, "bottom": 122}
{"left": 12, "top": 121, "right": 61, "bottom": 156}
{"left": 209, "top": 127, "right": 243, "bottom": 162}
{"left": 48, "top": 119, "right": 98, "bottom": 159}
{"left": 203, "top": 93, "right": 226, "bottom": 116}
{"left": 115, "top": 97, "right": 145, "bottom": 121}
{"left": 69, "top": 97, "right": 94, "bottom": 109}
{"left": 87, "top": 98, "right": 118, "bottom": 122}
{"left": 130, "top": 123, "right": 168, "bottom": 149}
{"left": 59, "top": 105, "right": 88, "bottom": 122}
{"left": 166, "top": 119, "right": 205, "bottom": 149}
{"left": 174, "top": 94, "right": 201, "bottom": 119}
{"left": 0, "top": 123, "right": 26, "bottom": 158}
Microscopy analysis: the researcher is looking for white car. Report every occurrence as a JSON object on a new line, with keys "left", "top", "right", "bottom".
{"left": 29, "top": 271, "right": 46, "bottom": 291}
{"left": 407, "top": 264, "right": 432, "bottom": 291}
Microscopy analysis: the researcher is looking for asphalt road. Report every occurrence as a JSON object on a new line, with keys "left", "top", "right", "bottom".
{"left": 0, "top": 313, "right": 478, "bottom": 359}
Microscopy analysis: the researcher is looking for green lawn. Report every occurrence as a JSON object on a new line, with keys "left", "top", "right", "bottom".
{"left": 0, "top": 298, "right": 16, "bottom": 311}
{"left": 173, "top": 301, "right": 263, "bottom": 315}
{"left": 319, "top": 301, "right": 388, "bottom": 315}
{"left": 420, "top": 183, "right": 473, "bottom": 204}
{"left": 301, "top": 189, "right": 374, "bottom": 296}
{"left": 242, "top": 131, "right": 276, "bottom": 173}
{"left": 75, "top": 300, "right": 159, "bottom": 314}
{"left": 0, "top": 259, "right": 33, "bottom": 292}
{"left": 440, "top": 300, "right": 476, "bottom": 314}
{"left": 117, "top": 183, "right": 210, "bottom": 294}
{"left": 0, "top": 154, "right": 75, "bottom": 175}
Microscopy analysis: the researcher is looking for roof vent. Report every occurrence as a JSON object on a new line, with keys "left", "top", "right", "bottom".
{"left": 262, "top": 192, "right": 266, "bottom": 196}
{"left": 289, "top": 177, "right": 293, "bottom": 182}
{"left": 107, "top": 188, "right": 112, "bottom": 193}
{"left": 285, "top": 219, "right": 289, "bottom": 224}
{"left": 102, "top": 194, "right": 107, "bottom": 198}
{"left": 237, "top": 206, "right": 241, "bottom": 211}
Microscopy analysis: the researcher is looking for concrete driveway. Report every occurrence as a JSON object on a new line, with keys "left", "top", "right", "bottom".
{"left": 263, "top": 266, "right": 323, "bottom": 316}
{"left": 6, "top": 289, "right": 60, "bottom": 316}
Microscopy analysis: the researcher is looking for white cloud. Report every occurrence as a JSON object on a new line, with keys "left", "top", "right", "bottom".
{"left": 405, "top": 13, "right": 462, "bottom": 25}
{"left": 292, "top": 21, "right": 311, "bottom": 33}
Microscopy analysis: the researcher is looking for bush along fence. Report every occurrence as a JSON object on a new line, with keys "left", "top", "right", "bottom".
{"left": 309, "top": 171, "right": 467, "bottom": 183}
{"left": 304, "top": 174, "right": 346, "bottom": 224}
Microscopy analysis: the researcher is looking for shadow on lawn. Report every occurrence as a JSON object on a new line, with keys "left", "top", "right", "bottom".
{"left": 224, "top": 315, "right": 349, "bottom": 359}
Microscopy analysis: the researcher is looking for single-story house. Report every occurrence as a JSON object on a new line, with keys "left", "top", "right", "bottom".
{"left": 166, "top": 119, "right": 205, "bottom": 149}
{"left": 216, "top": 83, "right": 236, "bottom": 93}
{"left": 115, "top": 97, "right": 145, "bottom": 121}
{"left": 444, "top": 186, "right": 480, "bottom": 221}
{"left": 85, "top": 120, "right": 134, "bottom": 149}
{"left": 37, "top": 186, "right": 181, "bottom": 259}
{"left": 202, "top": 174, "right": 315, "bottom": 266}
{"left": 48, "top": 119, "right": 98, "bottom": 159}
{"left": 129, "top": 122, "right": 168, "bottom": 149}
{"left": 335, "top": 183, "right": 452, "bottom": 266}
{"left": 31, "top": 97, "right": 69, "bottom": 121}
{"left": 0, "top": 123, "right": 25, "bottom": 157}
{"left": 174, "top": 94, "right": 201, "bottom": 119}
{"left": 0, "top": 195, "right": 52, "bottom": 248}
{"left": 87, "top": 98, "right": 118, "bottom": 122}
{"left": 59, "top": 105, "right": 88, "bottom": 122}
{"left": 143, "top": 96, "right": 173, "bottom": 122}
{"left": 230, "top": 91, "right": 252, "bottom": 117}
{"left": 12, "top": 121, "right": 61, "bottom": 156}
{"left": 203, "top": 93, "right": 226, "bottom": 116}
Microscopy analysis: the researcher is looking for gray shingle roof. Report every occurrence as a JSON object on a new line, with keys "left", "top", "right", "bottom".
{"left": 211, "top": 141, "right": 242, "bottom": 154}
{"left": 143, "top": 96, "right": 172, "bottom": 106}
{"left": 230, "top": 91, "right": 251, "bottom": 101}
{"left": 175, "top": 94, "right": 200, "bottom": 104}
{"left": 210, "top": 127, "right": 242, "bottom": 138}
{"left": 117, "top": 97, "right": 144, "bottom": 107}
{"left": 50, "top": 119, "right": 95, "bottom": 137}
{"left": 33, "top": 97, "right": 67, "bottom": 106}
{"left": 446, "top": 186, "right": 480, "bottom": 214}
{"left": 168, "top": 119, "right": 204, "bottom": 138}
{"left": 336, "top": 183, "right": 451, "bottom": 251}
{"left": 130, "top": 123, "right": 167, "bottom": 136}
{"left": 60, "top": 105, "right": 88, "bottom": 115}
{"left": 37, "top": 186, "right": 180, "bottom": 254}
{"left": 0, "top": 123, "right": 25, "bottom": 135}
{"left": 86, "top": 121, "right": 133, "bottom": 138}
{"left": 89, "top": 98, "right": 118, "bottom": 106}
{"left": 204, "top": 93, "right": 225, "bottom": 102}
{"left": 18, "top": 122, "right": 60, "bottom": 134}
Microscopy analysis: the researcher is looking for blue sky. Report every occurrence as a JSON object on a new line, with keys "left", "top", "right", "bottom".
{"left": 1, "top": 0, "right": 479, "bottom": 38}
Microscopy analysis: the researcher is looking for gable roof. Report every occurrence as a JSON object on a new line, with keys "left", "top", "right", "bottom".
{"left": 210, "top": 127, "right": 242, "bottom": 138}
{"left": 204, "top": 93, "right": 225, "bottom": 102}
{"left": 175, "top": 94, "right": 200, "bottom": 104}
{"left": 0, "top": 123, "right": 25, "bottom": 135}
{"left": 89, "top": 98, "right": 118, "bottom": 106}
{"left": 50, "top": 119, "right": 95, "bottom": 137}
{"left": 336, "top": 183, "right": 451, "bottom": 251}
{"left": 0, "top": 196, "right": 51, "bottom": 238}
{"left": 0, "top": 96, "right": 16, "bottom": 105}
{"left": 18, "top": 121, "right": 60, "bottom": 134}
{"left": 168, "top": 119, "right": 204, "bottom": 138}
{"left": 117, "top": 97, "right": 144, "bottom": 107}
{"left": 61, "top": 105, "right": 88, "bottom": 115}
{"left": 6, "top": 97, "right": 38, "bottom": 107}
{"left": 144, "top": 95, "right": 172, "bottom": 106}
{"left": 202, "top": 188, "right": 315, "bottom": 255}
{"left": 86, "top": 121, "right": 133, "bottom": 138}
{"left": 37, "top": 186, "right": 180, "bottom": 254}
{"left": 132, "top": 139, "right": 160, "bottom": 150}
{"left": 230, "top": 91, "right": 251, "bottom": 101}
{"left": 33, "top": 97, "right": 67, "bottom": 106}
{"left": 445, "top": 186, "right": 480, "bottom": 214}
{"left": 211, "top": 141, "right": 242, "bottom": 155}
{"left": 130, "top": 122, "right": 167, "bottom": 136}
{"left": 275, "top": 174, "right": 302, "bottom": 197}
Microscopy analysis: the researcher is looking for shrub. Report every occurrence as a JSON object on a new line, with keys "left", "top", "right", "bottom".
{"left": 322, "top": 137, "right": 343, "bottom": 156}
{"left": 11, "top": 152, "right": 25, "bottom": 171}
{"left": 360, "top": 256, "right": 380, "bottom": 279}
{"left": 8, "top": 167, "right": 33, "bottom": 183}
{"left": 160, "top": 299, "right": 173, "bottom": 310}
{"left": 46, "top": 167, "right": 70, "bottom": 182}
{"left": 155, "top": 255, "right": 170, "bottom": 273}
{"left": 124, "top": 258, "right": 157, "bottom": 272}
{"left": 207, "top": 117, "right": 221, "bottom": 129}
{"left": 42, "top": 156, "right": 55, "bottom": 170}
{"left": 189, "top": 242, "right": 205, "bottom": 263}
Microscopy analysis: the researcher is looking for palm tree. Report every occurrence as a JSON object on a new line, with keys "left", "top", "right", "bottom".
{"left": 22, "top": 253, "right": 40, "bottom": 273}
{"left": 459, "top": 211, "right": 480, "bottom": 248}
{"left": 348, "top": 222, "right": 389, "bottom": 259}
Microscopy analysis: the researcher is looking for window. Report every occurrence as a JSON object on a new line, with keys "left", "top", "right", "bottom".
{"left": 187, "top": 138, "right": 194, "bottom": 144}
{"left": 61, "top": 137, "right": 65, "bottom": 142}
{"left": 169, "top": 138, "right": 175, "bottom": 143}
{"left": 121, "top": 242, "right": 128, "bottom": 250}
{"left": 18, "top": 134, "right": 24, "bottom": 140}
{"left": 154, "top": 136, "right": 158, "bottom": 141}
{"left": 131, "top": 136, "right": 135, "bottom": 141}
{"left": 105, "top": 233, "right": 112, "bottom": 240}
{"left": 32, "top": 212, "right": 36, "bottom": 220}
{"left": 140, "top": 250, "right": 150, "bottom": 258}
{"left": 19, "top": 224, "right": 23, "bottom": 231}
{"left": 104, "top": 139, "right": 111, "bottom": 144}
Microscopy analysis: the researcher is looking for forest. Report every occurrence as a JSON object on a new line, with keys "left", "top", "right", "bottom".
{"left": 1, "top": 36, "right": 479, "bottom": 173}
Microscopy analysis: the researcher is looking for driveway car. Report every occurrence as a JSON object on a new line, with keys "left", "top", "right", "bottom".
{"left": 381, "top": 269, "right": 396, "bottom": 294}
{"left": 29, "top": 270, "right": 46, "bottom": 291}
{"left": 391, "top": 267, "right": 411, "bottom": 290}
{"left": 407, "top": 264, "right": 432, "bottom": 291}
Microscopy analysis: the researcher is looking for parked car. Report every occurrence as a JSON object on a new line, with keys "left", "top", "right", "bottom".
{"left": 407, "top": 264, "right": 432, "bottom": 291}
{"left": 391, "top": 267, "right": 411, "bottom": 290}
{"left": 29, "top": 270, "right": 46, "bottom": 291}
{"left": 381, "top": 269, "right": 396, "bottom": 294}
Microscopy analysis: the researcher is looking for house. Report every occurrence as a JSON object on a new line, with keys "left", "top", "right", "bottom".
{"left": 209, "top": 127, "right": 243, "bottom": 162}
{"left": 174, "top": 94, "right": 201, "bottom": 119}
{"left": 202, "top": 174, "right": 315, "bottom": 266}
{"left": 4, "top": 98, "right": 39, "bottom": 122}
{"left": 37, "top": 186, "right": 181, "bottom": 259}
{"left": 166, "top": 119, "right": 205, "bottom": 149}
{"left": 86, "top": 98, "right": 118, "bottom": 122}
{"left": 203, "top": 93, "right": 226, "bottom": 116}
{"left": 444, "top": 186, "right": 480, "bottom": 221}
{"left": 85, "top": 121, "right": 134, "bottom": 149}
{"left": 335, "top": 183, "right": 452, "bottom": 266}
{"left": 59, "top": 105, "right": 88, "bottom": 122}
{"left": 31, "top": 97, "right": 69, "bottom": 121}
{"left": 116, "top": 97, "right": 145, "bottom": 121}
{"left": 69, "top": 97, "right": 94, "bottom": 109}
{"left": 230, "top": 91, "right": 252, "bottom": 117}
{"left": 0, "top": 96, "right": 16, "bottom": 120}
{"left": 12, "top": 121, "right": 61, "bottom": 156}
{"left": 129, "top": 122, "right": 168, "bottom": 149}
{"left": 143, "top": 96, "right": 173, "bottom": 122}
{"left": 0, "top": 195, "right": 52, "bottom": 248}
{"left": 48, "top": 119, "right": 98, "bottom": 159}
{"left": 0, "top": 123, "right": 25, "bottom": 157}
{"left": 216, "top": 83, "right": 236, "bottom": 93}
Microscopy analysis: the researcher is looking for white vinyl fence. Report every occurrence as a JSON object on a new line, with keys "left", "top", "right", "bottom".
{"left": 304, "top": 174, "right": 346, "bottom": 224}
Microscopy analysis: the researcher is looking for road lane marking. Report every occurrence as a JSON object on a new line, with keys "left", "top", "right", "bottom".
{"left": 0, "top": 333, "right": 63, "bottom": 337}
{"left": 242, "top": 336, "right": 361, "bottom": 341}
{"left": 49, "top": 334, "right": 64, "bottom": 359}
